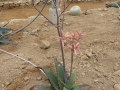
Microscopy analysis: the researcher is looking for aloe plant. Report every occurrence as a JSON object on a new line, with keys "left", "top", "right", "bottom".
{"left": 0, "top": 27, "right": 11, "bottom": 44}
{"left": 30, "top": 58, "right": 90, "bottom": 90}
{"left": 29, "top": 0, "right": 91, "bottom": 89}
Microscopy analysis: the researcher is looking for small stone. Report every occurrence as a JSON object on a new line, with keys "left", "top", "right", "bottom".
{"left": 114, "top": 84, "right": 120, "bottom": 90}
{"left": 5, "top": 81, "right": 11, "bottom": 86}
{"left": 32, "top": 28, "right": 40, "bottom": 33}
{"left": 98, "top": 8, "right": 102, "bottom": 10}
{"left": 64, "top": 22, "right": 69, "bottom": 26}
{"left": 81, "top": 55, "right": 89, "bottom": 60}
{"left": 112, "top": 20, "right": 119, "bottom": 23}
{"left": 42, "top": 27, "right": 48, "bottom": 32}
{"left": 85, "top": 49, "right": 93, "bottom": 58}
{"left": 83, "top": 10, "right": 92, "bottom": 15}
{"left": 1, "top": 84, "right": 5, "bottom": 88}
{"left": 114, "top": 42, "right": 119, "bottom": 45}
{"left": 31, "top": 43, "right": 38, "bottom": 47}
{"left": 24, "top": 77, "right": 29, "bottom": 81}
{"left": 23, "top": 32, "right": 29, "bottom": 38}
{"left": 102, "top": 8, "right": 108, "bottom": 11}
{"left": 45, "top": 23, "right": 48, "bottom": 27}
{"left": 20, "top": 65, "right": 26, "bottom": 69}
{"left": 113, "top": 70, "right": 120, "bottom": 76}
{"left": 114, "top": 63, "right": 119, "bottom": 71}
{"left": 36, "top": 77, "right": 42, "bottom": 81}
{"left": 99, "top": 14, "right": 104, "bottom": 16}
{"left": 40, "top": 40, "right": 50, "bottom": 49}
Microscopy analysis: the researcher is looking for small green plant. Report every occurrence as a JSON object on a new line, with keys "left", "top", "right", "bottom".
{"left": 30, "top": 58, "right": 90, "bottom": 90}
{"left": 30, "top": 30, "right": 90, "bottom": 90}
{"left": 30, "top": 58, "right": 78, "bottom": 90}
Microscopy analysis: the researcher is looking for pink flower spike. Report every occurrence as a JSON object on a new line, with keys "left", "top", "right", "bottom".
{"left": 76, "top": 30, "right": 86, "bottom": 36}
{"left": 74, "top": 42, "right": 79, "bottom": 48}
{"left": 74, "top": 49, "right": 77, "bottom": 55}
{"left": 66, "top": 45, "right": 72, "bottom": 50}
{"left": 77, "top": 48, "right": 83, "bottom": 55}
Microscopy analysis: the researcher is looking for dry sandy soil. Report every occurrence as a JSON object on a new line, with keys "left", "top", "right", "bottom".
{"left": 0, "top": 2, "right": 120, "bottom": 90}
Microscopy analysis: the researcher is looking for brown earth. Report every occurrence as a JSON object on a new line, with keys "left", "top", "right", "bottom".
{"left": 0, "top": 2, "right": 120, "bottom": 90}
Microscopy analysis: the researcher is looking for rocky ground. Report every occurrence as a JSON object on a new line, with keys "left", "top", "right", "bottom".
{"left": 0, "top": 3, "right": 120, "bottom": 90}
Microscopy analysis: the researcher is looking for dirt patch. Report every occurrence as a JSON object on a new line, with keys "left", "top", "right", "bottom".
{"left": 0, "top": 2, "right": 120, "bottom": 90}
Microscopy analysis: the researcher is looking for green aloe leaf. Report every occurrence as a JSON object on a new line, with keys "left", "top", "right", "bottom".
{"left": 0, "top": 27, "right": 11, "bottom": 36}
{"left": 29, "top": 85, "right": 54, "bottom": 90}
{"left": 70, "top": 71, "right": 76, "bottom": 86}
{"left": 63, "top": 87, "right": 69, "bottom": 90}
{"left": 54, "top": 58, "right": 65, "bottom": 89}
{"left": 0, "top": 38, "right": 10, "bottom": 44}
{"left": 54, "top": 58, "right": 64, "bottom": 81}
{"left": 40, "top": 67, "right": 59, "bottom": 90}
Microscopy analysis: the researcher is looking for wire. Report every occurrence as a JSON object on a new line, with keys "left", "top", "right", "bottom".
{"left": 1, "top": 20, "right": 11, "bottom": 27}
{"left": 0, "top": 48, "right": 37, "bottom": 67}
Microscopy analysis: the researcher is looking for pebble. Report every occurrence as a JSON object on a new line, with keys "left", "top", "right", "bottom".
{"left": 36, "top": 77, "right": 42, "bottom": 81}
{"left": 1, "top": 84, "right": 5, "bottom": 88}
{"left": 102, "top": 8, "right": 108, "bottom": 11}
{"left": 114, "top": 84, "right": 120, "bottom": 90}
{"left": 31, "top": 43, "right": 38, "bottom": 47}
{"left": 42, "top": 27, "right": 48, "bottom": 32}
{"left": 32, "top": 28, "right": 40, "bottom": 33}
{"left": 45, "top": 23, "right": 48, "bottom": 27}
{"left": 85, "top": 49, "right": 93, "bottom": 58}
{"left": 114, "top": 63, "right": 119, "bottom": 71}
{"left": 40, "top": 40, "right": 51, "bottom": 49}
{"left": 23, "top": 32, "right": 29, "bottom": 38}
{"left": 64, "top": 22, "right": 69, "bottom": 26}
{"left": 20, "top": 65, "right": 26, "bottom": 69}
{"left": 113, "top": 70, "right": 120, "bottom": 76}
{"left": 5, "top": 81, "right": 11, "bottom": 86}
{"left": 81, "top": 55, "right": 89, "bottom": 60}
{"left": 24, "top": 77, "right": 29, "bottom": 81}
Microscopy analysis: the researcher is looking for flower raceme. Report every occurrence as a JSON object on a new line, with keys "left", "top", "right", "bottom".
{"left": 59, "top": 30, "right": 85, "bottom": 55}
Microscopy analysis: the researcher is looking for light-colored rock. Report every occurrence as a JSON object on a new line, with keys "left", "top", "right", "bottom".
{"left": 114, "top": 63, "right": 119, "bottom": 71}
{"left": 85, "top": 49, "right": 93, "bottom": 58}
{"left": 81, "top": 55, "right": 89, "bottom": 60}
{"left": 99, "top": 14, "right": 104, "bottom": 16}
{"left": 70, "top": 6, "right": 82, "bottom": 16}
{"left": 102, "top": 8, "right": 108, "bottom": 11}
{"left": 5, "top": 81, "right": 11, "bottom": 86}
{"left": 31, "top": 28, "right": 40, "bottom": 33}
{"left": 36, "top": 77, "right": 42, "bottom": 81}
{"left": 20, "top": 65, "right": 26, "bottom": 69}
{"left": 31, "top": 43, "right": 39, "bottom": 47}
{"left": 83, "top": 10, "right": 92, "bottom": 15}
{"left": 24, "top": 76, "right": 29, "bottom": 81}
{"left": 1, "top": 83, "right": 5, "bottom": 88}
{"left": 23, "top": 32, "right": 29, "bottom": 38}
{"left": 40, "top": 40, "right": 50, "bottom": 49}
{"left": 114, "top": 84, "right": 120, "bottom": 90}
{"left": 113, "top": 70, "right": 120, "bottom": 76}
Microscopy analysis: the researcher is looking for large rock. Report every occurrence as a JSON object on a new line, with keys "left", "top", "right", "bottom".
{"left": 70, "top": 6, "right": 82, "bottom": 16}
{"left": 114, "top": 84, "right": 120, "bottom": 90}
